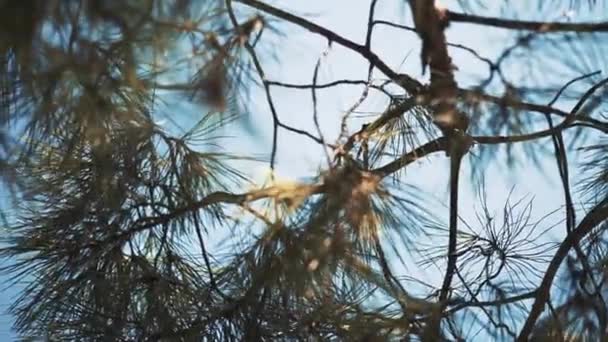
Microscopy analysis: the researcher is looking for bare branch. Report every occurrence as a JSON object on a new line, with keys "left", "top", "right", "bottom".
{"left": 517, "top": 200, "right": 608, "bottom": 341}
{"left": 234, "top": 0, "right": 423, "bottom": 93}
{"left": 447, "top": 10, "right": 608, "bottom": 33}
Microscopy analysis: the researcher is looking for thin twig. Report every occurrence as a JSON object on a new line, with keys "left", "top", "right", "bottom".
{"left": 234, "top": 0, "right": 423, "bottom": 93}
{"left": 517, "top": 200, "right": 608, "bottom": 340}
{"left": 226, "top": 0, "right": 280, "bottom": 170}
{"left": 311, "top": 42, "right": 332, "bottom": 167}
{"left": 447, "top": 10, "right": 608, "bottom": 33}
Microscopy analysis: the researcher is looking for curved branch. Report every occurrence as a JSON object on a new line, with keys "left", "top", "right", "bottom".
{"left": 459, "top": 88, "right": 608, "bottom": 133}
{"left": 473, "top": 124, "right": 570, "bottom": 144}
{"left": 447, "top": 290, "right": 537, "bottom": 314}
{"left": 339, "top": 97, "right": 419, "bottom": 156}
{"left": 409, "top": 2, "right": 468, "bottom": 318}
{"left": 234, "top": 0, "right": 423, "bottom": 93}
{"left": 226, "top": 0, "right": 280, "bottom": 169}
{"left": 517, "top": 200, "right": 608, "bottom": 341}
{"left": 373, "top": 137, "right": 447, "bottom": 176}
{"left": 268, "top": 79, "right": 369, "bottom": 89}
{"left": 447, "top": 10, "right": 608, "bottom": 33}
{"left": 474, "top": 76, "right": 608, "bottom": 144}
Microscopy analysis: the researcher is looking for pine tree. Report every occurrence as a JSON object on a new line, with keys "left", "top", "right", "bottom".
{"left": 0, "top": 0, "right": 607, "bottom": 340}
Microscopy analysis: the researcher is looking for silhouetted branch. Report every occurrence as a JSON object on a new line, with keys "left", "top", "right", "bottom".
{"left": 448, "top": 10, "right": 608, "bottom": 33}
{"left": 518, "top": 200, "right": 608, "bottom": 341}
{"left": 235, "top": 0, "right": 423, "bottom": 93}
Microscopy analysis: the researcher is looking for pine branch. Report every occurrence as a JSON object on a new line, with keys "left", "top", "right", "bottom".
{"left": 447, "top": 10, "right": 608, "bottom": 33}
{"left": 517, "top": 200, "right": 608, "bottom": 340}
{"left": 234, "top": 0, "right": 423, "bottom": 94}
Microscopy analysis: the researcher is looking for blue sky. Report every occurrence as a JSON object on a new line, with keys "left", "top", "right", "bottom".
{"left": 223, "top": 0, "right": 595, "bottom": 338}
{"left": 229, "top": 0, "right": 568, "bottom": 286}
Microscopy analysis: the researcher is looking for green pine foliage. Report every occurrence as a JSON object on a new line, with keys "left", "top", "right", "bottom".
{"left": 0, "top": 0, "right": 607, "bottom": 340}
